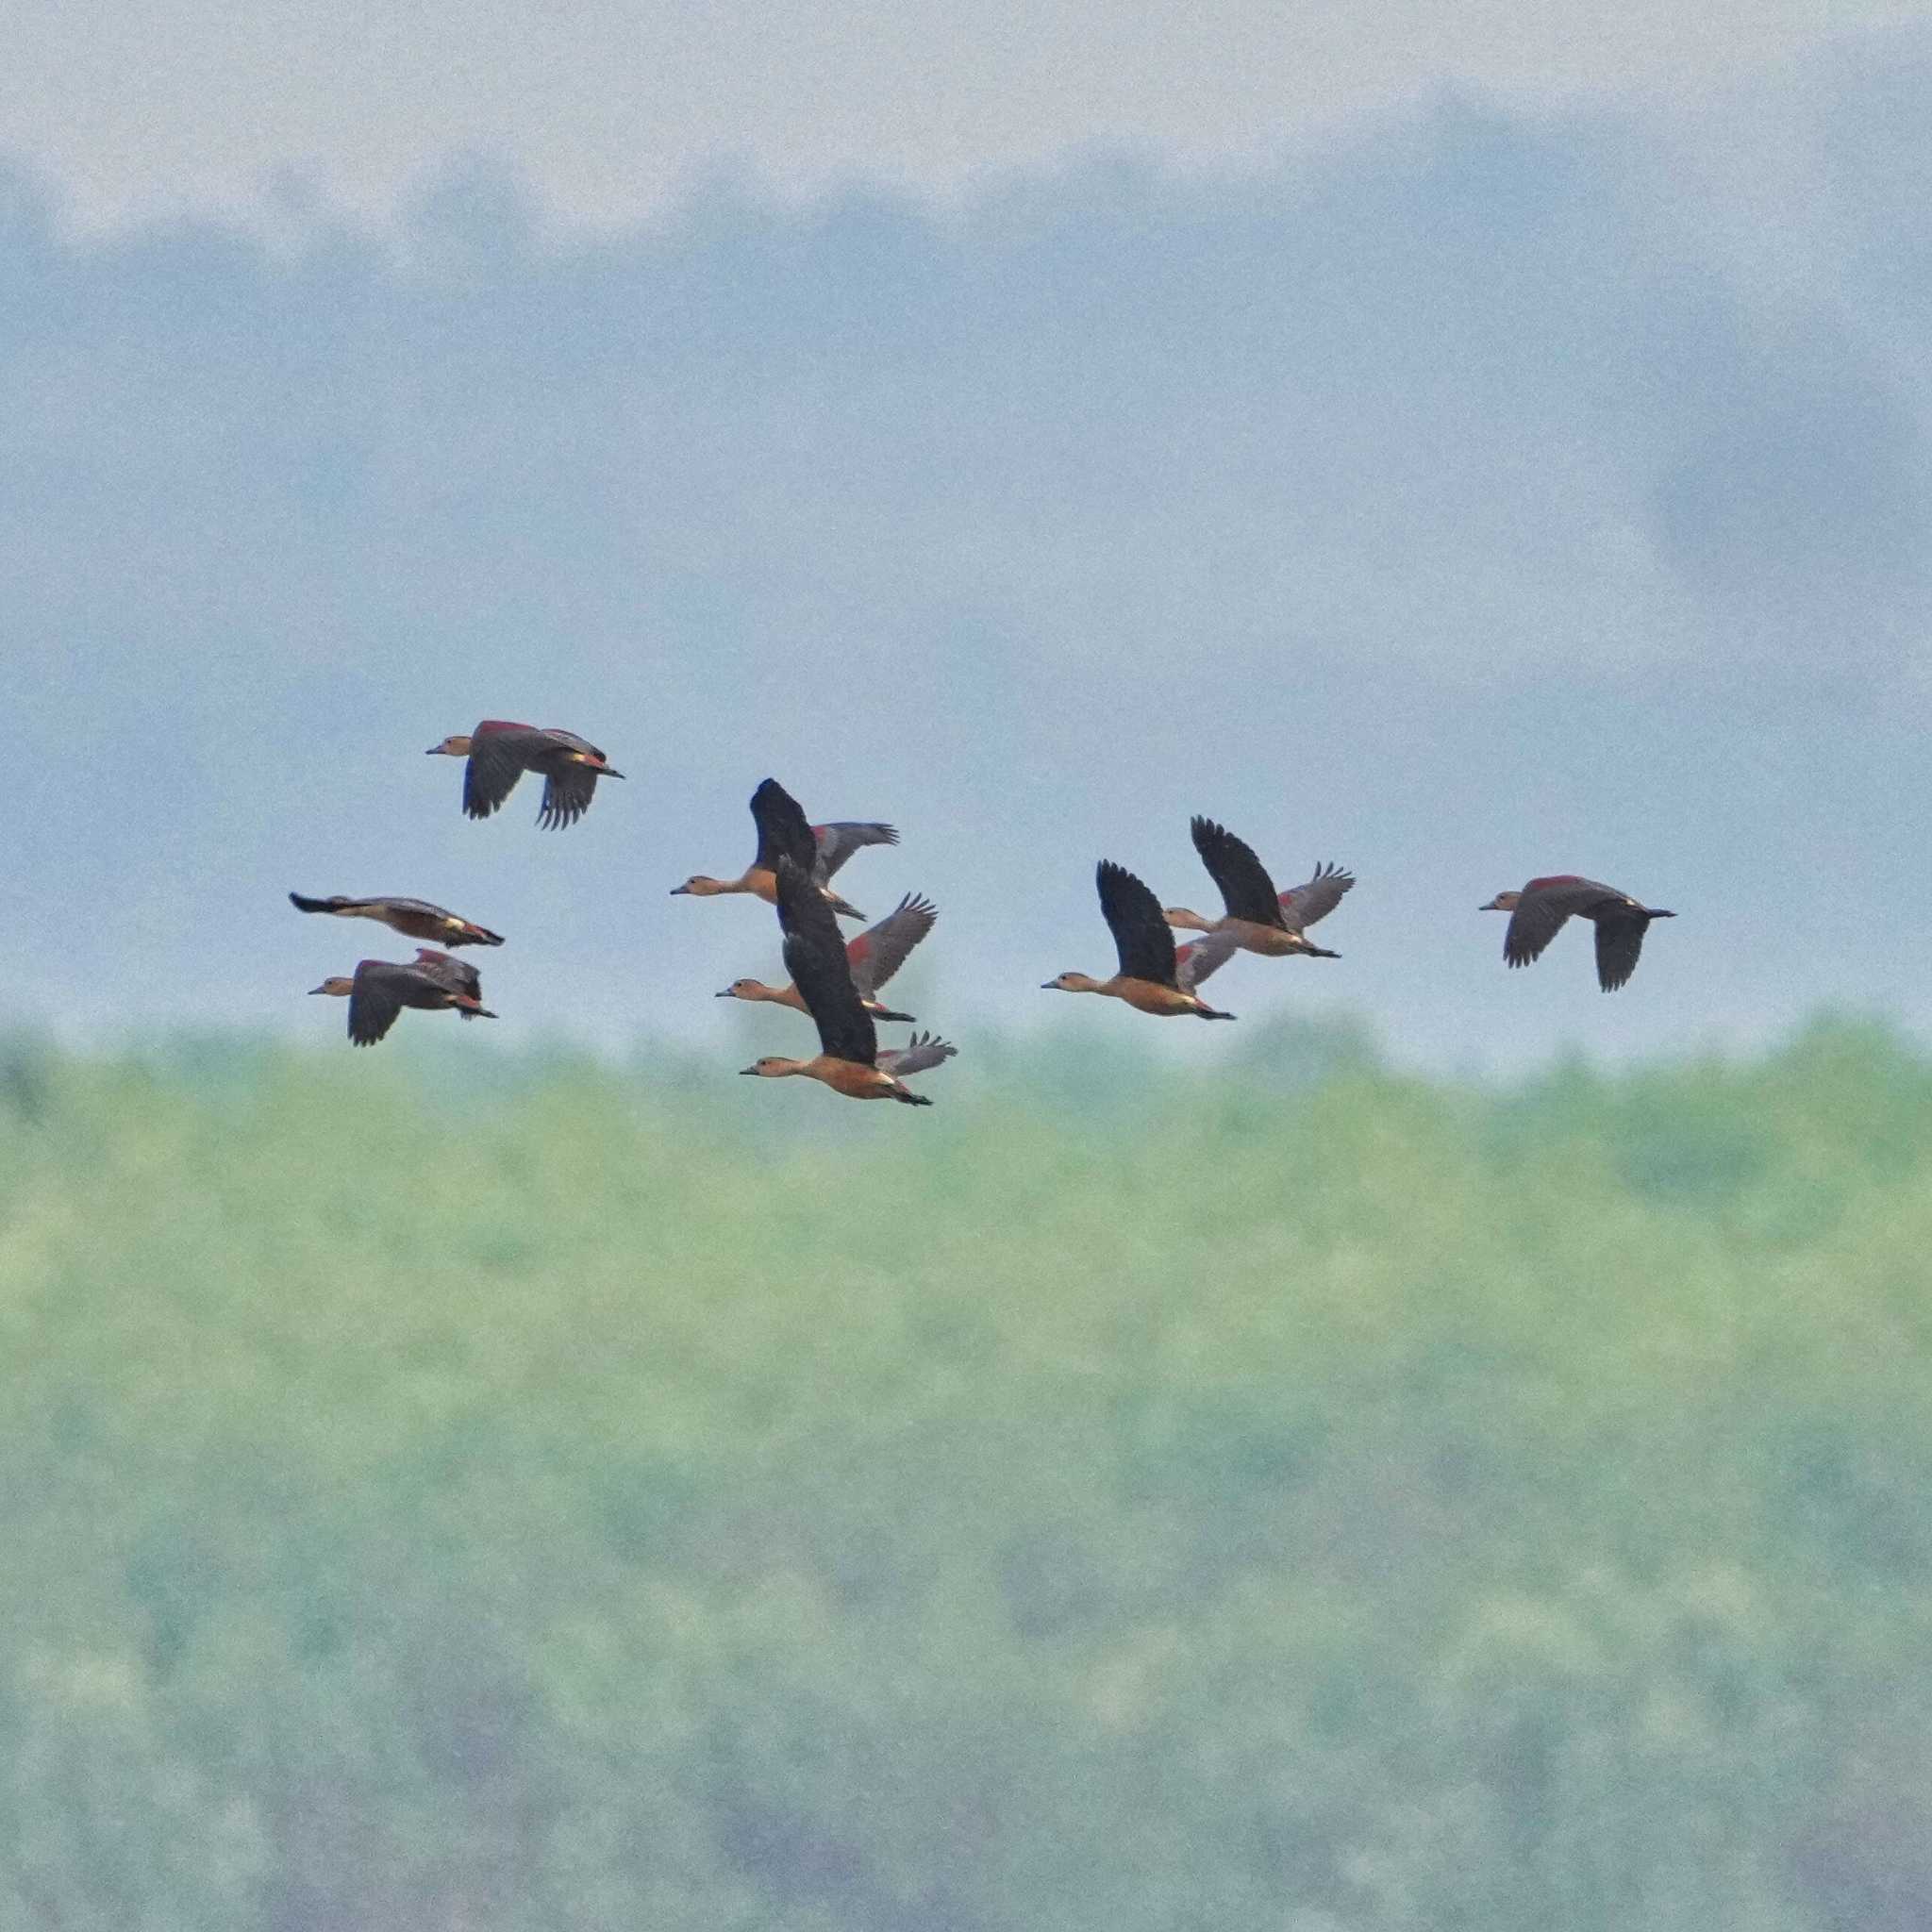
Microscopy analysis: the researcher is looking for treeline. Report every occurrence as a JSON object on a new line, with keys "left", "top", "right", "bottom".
{"left": 2, "top": 1015, "right": 1930, "bottom": 1929}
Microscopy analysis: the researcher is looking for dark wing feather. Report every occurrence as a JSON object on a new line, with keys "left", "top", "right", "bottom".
{"left": 1190, "top": 817, "right": 1287, "bottom": 927}
{"left": 346, "top": 962, "right": 408, "bottom": 1045}
{"left": 750, "top": 779, "right": 819, "bottom": 874}
{"left": 813, "top": 821, "right": 898, "bottom": 880}
{"left": 1097, "top": 860, "right": 1180, "bottom": 987}
{"left": 462, "top": 729, "right": 541, "bottom": 820}
{"left": 1593, "top": 918, "right": 1647, "bottom": 992}
{"left": 1278, "top": 861, "right": 1355, "bottom": 930}
{"left": 775, "top": 858, "right": 877, "bottom": 1064}
{"left": 537, "top": 762, "right": 599, "bottom": 830}
{"left": 846, "top": 894, "right": 936, "bottom": 997}
{"left": 411, "top": 949, "right": 481, "bottom": 1001}
{"left": 1503, "top": 877, "right": 1618, "bottom": 968}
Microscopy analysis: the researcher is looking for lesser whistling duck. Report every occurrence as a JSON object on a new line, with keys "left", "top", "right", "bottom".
{"left": 1481, "top": 875, "right": 1675, "bottom": 991}
{"left": 717, "top": 892, "right": 937, "bottom": 1023}
{"left": 290, "top": 892, "right": 505, "bottom": 948}
{"left": 1043, "top": 861, "right": 1239, "bottom": 1018}
{"left": 1164, "top": 819, "right": 1351, "bottom": 958}
{"left": 308, "top": 957, "right": 498, "bottom": 1045}
{"left": 672, "top": 776, "right": 895, "bottom": 922}
{"left": 425, "top": 722, "right": 625, "bottom": 828}
{"left": 738, "top": 857, "right": 939, "bottom": 1104}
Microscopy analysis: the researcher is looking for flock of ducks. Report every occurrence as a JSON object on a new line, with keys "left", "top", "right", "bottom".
{"left": 292, "top": 717, "right": 1677, "bottom": 1107}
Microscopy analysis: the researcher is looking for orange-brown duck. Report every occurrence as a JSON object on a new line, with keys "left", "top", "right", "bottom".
{"left": 308, "top": 957, "right": 498, "bottom": 1044}
{"left": 673, "top": 776, "right": 894, "bottom": 922}
{"left": 738, "top": 858, "right": 941, "bottom": 1104}
{"left": 1043, "top": 861, "right": 1239, "bottom": 1018}
{"left": 425, "top": 722, "right": 625, "bottom": 828}
{"left": 290, "top": 892, "right": 505, "bottom": 947}
{"left": 1164, "top": 818, "right": 1351, "bottom": 958}
{"left": 1481, "top": 875, "right": 1675, "bottom": 991}
{"left": 717, "top": 892, "right": 936, "bottom": 1023}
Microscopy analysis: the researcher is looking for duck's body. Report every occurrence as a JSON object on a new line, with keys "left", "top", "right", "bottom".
{"left": 289, "top": 892, "right": 505, "bottom": 948}
{"left": 426, "top": 721, "right": 625, "bottom": 829}
{"left": 407, "top": 947, "right": 491, "bottom": 1019}
{"left": 718, "top": 892, "right": 935, "bottom": 1024}
{"left": 308, "top": 957, "right": 497, "bottom": 1045}
{"left": 739, "top": 858, "right": 942, "bottom": 1105}
{"left": 675, "top": 778, "right": 895, "bottom": 922}
{"left": 1044, "top": 861, "right": 1238, "bottom": 1020}
{"left": 1482, "top": 875, "right": 1675, "bottom": 991}
{"left": 1165, "top": 823, "right": 1350, "bottom": 959}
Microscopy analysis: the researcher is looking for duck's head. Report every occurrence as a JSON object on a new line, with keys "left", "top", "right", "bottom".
{"left": 1162, "top": 907, "right": 1212, "bottom": 932}
{"left": 672, "top": 874, "right": 724, "bottom": 896}
{"left": 1041, "top": 971, "right": 1099, "bottom": 993}
{"left": 1480, "top": 891, "right": 1521, "bottom": 913}
{"left": 740, "top": 1056, "right": 800, "bottom": 1077}
{"left": 716, "top": 978, "right": 766, "bottom": 1000}
{"left": 308, "top": 976, "right": 355, "bottom": 998}
{"left": 425, "top": 734, "right": 473, "bottom": 758}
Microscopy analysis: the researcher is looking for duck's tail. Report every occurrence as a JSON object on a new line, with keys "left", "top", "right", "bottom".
{"left": 1194, "top": 1004, "right": 1237, "bottom": 1021}
{"left": 891, "top": 1087, "right": 935, "bottom": 1106}
{"left": 869, "top": 1005, "right": 916, "bottom": 1024}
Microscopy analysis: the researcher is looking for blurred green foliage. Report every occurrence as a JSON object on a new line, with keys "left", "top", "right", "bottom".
{"left": 2, "top": 1013, "right": 1931, "bottom": 1928}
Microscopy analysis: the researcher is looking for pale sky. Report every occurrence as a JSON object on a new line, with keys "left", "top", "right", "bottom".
{"left": 0, "top": 0, "right": 1925, "bottom": 228}
{"left": 1, "top": 4, "right": 1928, "bottom": 1072}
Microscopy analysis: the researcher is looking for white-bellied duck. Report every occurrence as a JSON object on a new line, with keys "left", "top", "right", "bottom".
{"left": 290, "top": 892, "right": 505, "bottom": 947}
{"left": 308, "top": 957, "right": 498, "bottom": 1044}
{"left": 717, "top": 892, "right": 936, "bottom": 1023}
{"left": 672, "top": 776, "right": 896, "bottom": 921}
{"left": 1043, "top": 861, "right": 1240, "bottom": 1018}
{"left": 1481, "top": 875, "right": 1675, "bottom": 991}
{"left": 1164, "top": 819, "right": 1351, "bottom": 958}
{"left": 738, "top": 858, "right": 940, "bottom": 1104}
{"left": 425, "top": 722, "right": 624, "bottom": 828}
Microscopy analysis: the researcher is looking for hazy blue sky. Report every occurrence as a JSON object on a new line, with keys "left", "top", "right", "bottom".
{"left": 3, "top": 9, "right": 1930, "bottom": 1068}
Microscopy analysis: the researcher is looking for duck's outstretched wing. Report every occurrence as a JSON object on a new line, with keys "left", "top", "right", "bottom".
{"left": 1097, "top": 860, "right": 1180, "bottom": 987}
{"left": 846, "top": 894, "right": 937, "bottom": 997}
{"left": 538, "top": 763, "right": 598, "bottom": 830}
{"left": 876, "top": 1030, "right": 956, "bottom": 1077}
{"left": 462, "top": 723, "right": 543, "bottom": 821}
{"left": 1593, "top": 916, "right": 1649, "bottom": 992}
{"left": 813, "top": 820, "right": 898, "bottom": 880}
{"left": 1190, "top": 817, "right": 1286, "bottom": 927}
{"left": 750, "top": 778, "right": 820, "bottom": 874}
{"left": 346, "top": 961, "right": 409, "bottom": 1045}
{"left": 1279, "top": 861, "right": 1355, "bottom": 931}
{"left": 1175, "top": 927, "right": 1241, "bottom": 992}
{"left": 775, "top": 858, "right": 877, "bottom": 1065}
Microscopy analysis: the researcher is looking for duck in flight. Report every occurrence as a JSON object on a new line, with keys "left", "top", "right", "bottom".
{"left": 1481, "top": 875, "right": 1675, "bottom": 991}
{"left": 738, "top": 858, "right": 944, "bottom": 1104}
{"left": 673, "top": 776, "right": 896, "bottom": 922}
{"left": 308, "top": 956, "right": 498, "bottom": 1044}
{"left": 1164, "top": 818, "right": 1351, "bottom": 958}
{"left": 289, "top": 892, "right": 505, "bottom": 948}
{"left": 425, "top": 722, "right": 625, "bottom": 828}
{"left": 1043, "top": 861, "right": 1240, "bottom": 1018}
{"left": 718, "top": 892, "right": 937, "bottom": 1024}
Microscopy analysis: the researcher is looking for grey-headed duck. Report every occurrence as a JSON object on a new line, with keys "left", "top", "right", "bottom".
{"left": 290, "top": 892, "right": 505, "bottom": 947}
{"left": 718, "top": 892, "right": 936, "bottom": 1023}
{"left": 1165, "top": 819, "right": 1351, "bottom": 958}
{"left": 1481, "top": 875, "right": 1675, "bottom": 991}
{"left": 425, "top": 722, "right": 624, "bottom": 828}
{"left": 1043, "top": 861, "right": 1239, "bottom": 1018}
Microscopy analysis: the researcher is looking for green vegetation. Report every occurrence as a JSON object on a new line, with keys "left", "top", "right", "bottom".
{"left": 3, "top": 1013, "right": 1931, "bottom": 1929}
